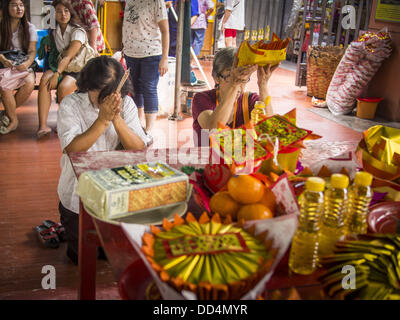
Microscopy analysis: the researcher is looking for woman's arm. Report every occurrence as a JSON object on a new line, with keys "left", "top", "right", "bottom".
{"left": 158, "top": 19, "right": 169, "bottom": 76}
{"left": 16, "top": 41, "right": 37, "bottom": 71}
{"left": 257, "top": 63, "right": 279, "bottom": 103}
{"left": 197, "top": 85, "right": 239, "bottom": 130}
{"left": 64, "top": 118, "right": 110, "bottom": 153}
{"left": 112, "top": 115, "right": 146, "bottom": 151}
{"left": 197, "top": 64, "right": 257, "bottom": 129}
{"left": 57, "top": 40, "right": 83, "bottom": 73}
{"left": 88, "top": 27, "right": 99, "bottom": 51}
{"left": 47, "top": 40, "right": 82, "bottom": 90}
{"left": 64, "top": 93, "right": 117, "bottom": 153}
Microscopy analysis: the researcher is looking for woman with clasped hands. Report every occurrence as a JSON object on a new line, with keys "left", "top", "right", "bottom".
{"left": 191, "top": 47, "right": 279, "bottom": 146}
{"left": 56, "top": 56, "right": 151, "bottom": 264}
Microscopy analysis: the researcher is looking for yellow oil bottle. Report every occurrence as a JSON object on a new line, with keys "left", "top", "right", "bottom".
{"left": 250, "top": 101, "right": 266, "bottom": 126}
{"left": 289, "top": 177, "right": 325, "bottom": 275}
{"left": 344, "top": 171, "right": 373, "bottom": 236}
{"left": 318, "top": 174, "right": 349, "bottom": 259}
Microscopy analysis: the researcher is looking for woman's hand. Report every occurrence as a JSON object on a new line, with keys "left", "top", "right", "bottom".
{"left": 47, "top": 72, "right": 59, "bottom": 91}
{"left": 15, "top": 61, "right": 29, "bottom": 72}
{"left": 257, "top": 64, "right": 279, "bottom": 103}
{"left": 0, "top": 55, "right": 14, "bottom": 69}
{"left": 98, "top": 93, "right": 122, "bottom": 123}
{"left": 257, "top": 63, "right": 280, "bottom": 85}
{"left": 159, "top": 57, "right": 168, "bottom": 77}
{"left": 228, "top": 64, "right": 258, "bottom": 86}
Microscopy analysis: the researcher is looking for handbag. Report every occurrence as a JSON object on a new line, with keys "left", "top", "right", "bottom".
{"left": 0, "top": 50, "right": 39, "bottom": 71}
{"left": 60, "top": 28, "right": 98, "bottom": 73}
{"left": 216, "top": 6, "right": 225, "bottom": 20}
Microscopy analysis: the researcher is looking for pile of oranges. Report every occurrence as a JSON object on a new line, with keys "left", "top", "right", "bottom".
{"left": 209, "top": 175, "right": 276, "bottom": 221}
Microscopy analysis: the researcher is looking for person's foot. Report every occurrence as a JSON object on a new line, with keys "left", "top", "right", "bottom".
{"left": 37, "top": 127, "right": 52, "bottom": 139}
{"left": 0, "top": 121, "right": 18, "bottom": 135}
{"left": 0, "top": 110, "right": 10, "bottom": 127}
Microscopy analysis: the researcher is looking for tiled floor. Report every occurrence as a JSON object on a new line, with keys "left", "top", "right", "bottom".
{"left": 0, "top": 59, "right": 362, "bottom": 300}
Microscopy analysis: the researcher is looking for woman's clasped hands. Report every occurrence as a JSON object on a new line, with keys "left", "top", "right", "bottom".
{"left": 98, "top": 92, "right": 122, "bottom": 124}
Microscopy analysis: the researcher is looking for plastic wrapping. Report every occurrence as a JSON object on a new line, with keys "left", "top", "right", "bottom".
{"left": 76, "top": 162, "right": 189, "bottom": 220}
{"left": 326, "top": 29, "right": 392, "bottom": 115}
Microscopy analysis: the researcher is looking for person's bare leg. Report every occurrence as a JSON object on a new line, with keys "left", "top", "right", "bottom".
{"left": 15, "top": 72, "right": 35, "bottom": 107}
{"left": 225, "top": 36, "right": 233, "bottom": 47}
{"left": 145, "top": 113, "right": 157, "bottom": 133}
{"left": 0, "top": 89, "right": 18, "bottom": 132}
{"left": 232, "top": 36, "right": 237, "bottom": 48}
{"left": 57, "top": 76, "right": 77, "bottom": 103}
{"left": 37, "top": 70, "right": 55, "bottom": 134}
{"left": 137, "top": 107, "right": 146, "bottom": 129}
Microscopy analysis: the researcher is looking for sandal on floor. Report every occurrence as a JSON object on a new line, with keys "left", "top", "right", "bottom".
{"left": 42, "top": 220, "right": 65, "bottom": 242}
{"left": 37, "top": 128, "right": 52, "bottom": 139}
{"left": 0, "top": 124, "right": 17, "bottom": 135}
{"left": 0, "top": 110, "right": 10, "bottom": 127}
{"left": 35, "top": 225, "right": 60, "bottom": 248}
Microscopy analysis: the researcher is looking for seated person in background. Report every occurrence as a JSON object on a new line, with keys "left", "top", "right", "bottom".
{"left": 57, "top": 56, "right": 151, "bottom": 264}
{"left": 37, "top": 0, "right": 88, "bottom": 138}
{"left": 0, "top": 0, "right": 37, "bottom": 135}
{"left": 192, "top": 47, "right": 279, "bottom": 146}
{"left": 69, "top": 0, "right": 105, "bottom": 53}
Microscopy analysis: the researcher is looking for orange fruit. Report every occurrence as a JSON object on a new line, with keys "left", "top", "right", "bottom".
{"left": 258, "top": 188, "right": 276, "bottom": 212}
{"left": 237, "top": 204, "right": 274, "bottom": 221}
{"left": 209, "top": 191, "right": 240, "bottom": 220}
{"left": 227, "top": 175, "right": 265, "bottom": 204}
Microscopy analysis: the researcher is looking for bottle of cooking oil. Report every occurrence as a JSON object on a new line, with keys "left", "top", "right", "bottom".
{"left": 318, "top": 174, "right": 349, "bottom": 259}
{"left": 289, "top": 177, "right": 325, "bottom": 275}
{"left": 344, "top": 171, "right": 373, "bottom": 236}
{"left": 250, "top": 101, "right": 266, "bottom": 126}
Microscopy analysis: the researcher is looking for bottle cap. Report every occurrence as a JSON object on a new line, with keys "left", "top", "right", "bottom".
{"left": 305, "top": 177, "right": 325, "bottom": 192}
{"left": 331, "top": 173, "right": 349, "bottom": 189}
{"left": 254, "top": 101, "right": 266, "bottom": 108}
{"left": 354, "top": 171, "right": 373, "bottom": 187}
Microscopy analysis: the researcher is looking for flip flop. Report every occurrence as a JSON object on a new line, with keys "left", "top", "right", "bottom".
{"left": 0, "top": 124, "right": 17, "bottom": 135}
{"left": 35, "top": 225, "right": 60, "bottom": 249}
{"left": 42, "top": 220, "right": 66, "bottom": 242}
{"left": 37, "top": 128, "right": 52, "bottom": 139}
{"left": 0, "top": 110, "right": 10, "bottom": 127}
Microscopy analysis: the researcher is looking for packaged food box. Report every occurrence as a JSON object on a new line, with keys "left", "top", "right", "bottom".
{"left": 76, "top": 162, "right": 189, "bottom": 220}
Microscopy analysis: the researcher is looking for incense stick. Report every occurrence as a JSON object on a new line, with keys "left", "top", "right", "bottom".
{"left": 116, "top": 69, "right": 130, "bottom": 94}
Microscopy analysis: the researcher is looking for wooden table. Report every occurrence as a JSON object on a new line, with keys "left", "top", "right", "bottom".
{"left": 69, "top": 141, "right": 359, "bottom": 300}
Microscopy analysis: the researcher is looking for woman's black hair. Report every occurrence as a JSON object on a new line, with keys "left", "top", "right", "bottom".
{"left": 49, "top": 0, "right": 81, "bottom": 46}
{"left": 0, "top": 0, "right": 30, "bottom": 52}
{"left": 76, "top": 56, "right": 133, "bottom": 104}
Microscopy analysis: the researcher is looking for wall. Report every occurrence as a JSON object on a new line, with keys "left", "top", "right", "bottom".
{"left": 366, "top": 0, "right": 400, "bottom": 122}
{"left": 29, "top": 0, "right": 43, "bottom": 29}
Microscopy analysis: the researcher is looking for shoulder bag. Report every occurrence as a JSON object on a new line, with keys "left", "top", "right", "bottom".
{"left": 60, "top": 27, "right": 98, "bottom": 73}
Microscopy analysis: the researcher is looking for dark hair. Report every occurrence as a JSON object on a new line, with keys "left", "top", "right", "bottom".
{"left": 49, "top": 0, "right": 81, "bottom": 44}
{"left": 76, "top": 56, "right": 133, "bottom": 104}
{"left": 0, "top": 0, "right": 30, "bottom": 52}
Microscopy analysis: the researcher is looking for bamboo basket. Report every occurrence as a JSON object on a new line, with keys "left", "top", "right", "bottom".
{"left": 306, "top": 45, "right": 344, "bottom": 100}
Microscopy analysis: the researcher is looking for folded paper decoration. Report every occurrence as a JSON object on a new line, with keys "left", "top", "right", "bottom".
{"left": 237, "top": 33, "right": 290, "bottom": 67}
